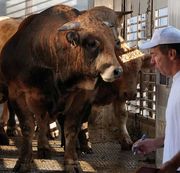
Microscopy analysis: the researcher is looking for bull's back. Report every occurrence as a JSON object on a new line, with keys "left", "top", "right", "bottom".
{"left": 1, "top": 5, "right": 80, "bottom": 82}
{"left": 42, "top": 4, "right": 80, "bottom": 19}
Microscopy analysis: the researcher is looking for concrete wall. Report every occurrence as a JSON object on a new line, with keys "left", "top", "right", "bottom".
{"left": 155, "top": 85, "right": 170, "bottom": 166}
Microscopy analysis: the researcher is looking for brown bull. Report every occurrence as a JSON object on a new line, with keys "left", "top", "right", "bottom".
{"left": 45, "top": 6, "right": 150, "bottom": 154}
{"left": 57, "top": 6, "right": 135, "bottom": 152}
{"left": 0, "top": 17, "right": 21, "bottom": 103}
{"left": 0, "top": 4, "right": 122, "bottom": 173}
{"left": 0, "top": 17, "right": 22, "bottom": 144}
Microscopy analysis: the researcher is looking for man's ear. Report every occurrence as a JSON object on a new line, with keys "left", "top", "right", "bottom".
{"left": 169, "top": 49, "right": 177, "bottom": 60}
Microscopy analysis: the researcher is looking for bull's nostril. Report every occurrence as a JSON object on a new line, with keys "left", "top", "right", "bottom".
{"left": 115, "top": 39, "right": 121, "bottom": 48}
{"left": 114, "top": 68, "right": 123, "bottom": 77}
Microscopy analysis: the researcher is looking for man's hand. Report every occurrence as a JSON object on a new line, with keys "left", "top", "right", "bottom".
{"left": 132, "top": 137, "right": 164, "bottom": 155}
{"left": 132, "top": 138, "right": 157, "bottom": 155}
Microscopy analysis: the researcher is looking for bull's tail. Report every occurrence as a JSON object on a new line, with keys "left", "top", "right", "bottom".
{"left": 0, "top": 83, "right": 8, "bottom": 104}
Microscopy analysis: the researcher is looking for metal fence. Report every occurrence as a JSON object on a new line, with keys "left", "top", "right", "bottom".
{"left": 126, "top": 69, "right": 156, "bottom": 120}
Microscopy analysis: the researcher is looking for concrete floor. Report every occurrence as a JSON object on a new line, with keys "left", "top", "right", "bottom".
{"left": 0, "top": 104, "right": 155, "bottom": 173}
{"left": 0, "top": 134, "right": 156, "bottom": 173}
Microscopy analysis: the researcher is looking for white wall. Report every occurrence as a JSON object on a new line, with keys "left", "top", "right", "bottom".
{"left": 94, "top": 0, "right": 113, "bottom": 9}
{"left": 0, "top": 0, "right": 90, "bottom": 17}
{"left": 32, "top": 0, "right": 89, "bottom": 13}
{"left": 168, "top": 0, "right": 180, "bottom": 29}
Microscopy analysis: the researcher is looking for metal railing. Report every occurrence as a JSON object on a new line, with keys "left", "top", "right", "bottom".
{"left": 126, "top": 70, "right": 156, "bottom": 120}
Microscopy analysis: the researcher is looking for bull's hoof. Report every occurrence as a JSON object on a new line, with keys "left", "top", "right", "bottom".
{"left": 37, "top": 147, "right": 52, "bottom": 159}
{"left": 65, "top": 163, "right": 83, "bottom": 173}
{"left": 6, "top": 126, "right": 21, "bottom": 137}
{"left": 13, "top": 159, "right": 32, "bottom": 173}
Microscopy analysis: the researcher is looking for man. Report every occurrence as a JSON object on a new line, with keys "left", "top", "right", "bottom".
{"left": 132, "top": 26, "right": 180, "bottom": 173}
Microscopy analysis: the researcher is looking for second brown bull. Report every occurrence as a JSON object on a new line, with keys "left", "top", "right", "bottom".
{"left": 67, "top": 6, "right": 152, "bottom": 153}
{"left": 0, "top": 4, "right": 123, "bottom": 173}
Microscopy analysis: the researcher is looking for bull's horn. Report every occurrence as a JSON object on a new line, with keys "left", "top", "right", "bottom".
{"left": 58, "top": 22, "right": 80, "bottom": 31}
{"left": 103, "top": 21, "right": 113, "bottom": 27}
{"left": 115, "top": 11, "right": 133, "bottom": 16}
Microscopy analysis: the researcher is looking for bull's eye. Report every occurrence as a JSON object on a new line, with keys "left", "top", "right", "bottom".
{"left": 115, "top": 39, "right": 121, "bottom": 48}
{"left": 83, "top": 38, "right": 100, "bottom": 60}
{"left": 85, "top": 39, "right": 100, "bottom": 50}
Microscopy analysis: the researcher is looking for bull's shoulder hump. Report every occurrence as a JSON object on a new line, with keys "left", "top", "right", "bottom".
{"left": 38, "top": 4, "right": 80, "bottom": 20}
{"left": 18, "top": 14, "right": 37, "bottom": 32}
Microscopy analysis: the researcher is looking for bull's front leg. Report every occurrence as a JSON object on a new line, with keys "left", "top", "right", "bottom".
{"left": 64, "top": 118, "right": 82, "bottom": 173}
{"left": 63, "top": 90, "right": 94, "bottom": 173}
{"left": 12, "top": 101, "right": 35, "bottom": 173}
{"left": 7, "top": 94, "right": 35, "bottom": 173}
{"left": 113, "top": 99, "right": 133, "bottom": 150}
{"left": 36, "top": 112, "right": 52, "bottom": 159}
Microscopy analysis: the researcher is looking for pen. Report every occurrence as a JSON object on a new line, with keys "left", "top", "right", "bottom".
{"left": 133, "top": 134, "right": 146, "bottom": 155}
{"left": 140, "top": 134, "right": 146, "bottom": 141}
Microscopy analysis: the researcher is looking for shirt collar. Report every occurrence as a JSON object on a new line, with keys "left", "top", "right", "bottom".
{"left": 173, "top": 71, "right": 180, "bottom": 82}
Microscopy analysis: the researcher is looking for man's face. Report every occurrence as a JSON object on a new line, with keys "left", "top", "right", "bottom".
{"left": 150, "top": 46, "right": 172, "bottom": 76}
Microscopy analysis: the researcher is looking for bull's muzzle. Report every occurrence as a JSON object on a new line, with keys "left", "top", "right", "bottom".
{"left": 100, "top": 66, "right": 123, "bottom": 82}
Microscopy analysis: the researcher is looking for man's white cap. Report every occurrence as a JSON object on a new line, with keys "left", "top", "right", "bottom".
{"left": 139, "top": 26, "right": 180, "bottom": 49}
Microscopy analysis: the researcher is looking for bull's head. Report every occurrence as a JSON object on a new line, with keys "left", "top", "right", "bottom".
{"left": 58, "top": 20, "right": 123, "bottom": 83}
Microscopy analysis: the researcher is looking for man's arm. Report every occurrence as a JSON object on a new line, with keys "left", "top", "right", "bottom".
{"left": 159, "top": 151, "right": 180, "bottom": 173}
{"left": 168, "top": 151, "right": 180, "bottom": 170}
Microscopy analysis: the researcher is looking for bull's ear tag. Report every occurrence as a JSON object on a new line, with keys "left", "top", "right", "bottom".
{"left": 66, "top": 31, "right": 80, "bottom": 47}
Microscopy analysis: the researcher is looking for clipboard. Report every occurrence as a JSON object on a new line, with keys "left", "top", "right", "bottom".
{"left": 136, "top": 167, "right": 159, "bottom": 173}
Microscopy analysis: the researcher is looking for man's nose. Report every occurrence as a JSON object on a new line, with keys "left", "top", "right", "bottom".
{"left": 150, "top": 57, "right": 155, "bottom": 65}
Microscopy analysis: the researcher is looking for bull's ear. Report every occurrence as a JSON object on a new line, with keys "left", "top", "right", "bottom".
{"left": 66, "top": 31, "right": 80, "bottom": 47}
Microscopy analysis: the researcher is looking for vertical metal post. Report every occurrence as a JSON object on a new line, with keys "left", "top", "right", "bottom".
{"left": 122, "top": 0, "right": 126, "bottom": 38}
{"left": 25, "top": 0, "right": 32, "bottom": 17}
{"left": 150, "top": 0, "right": 153, "bottom": 37}
{"left": 139, "top": 71, "right": 143, "bottom": 116}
